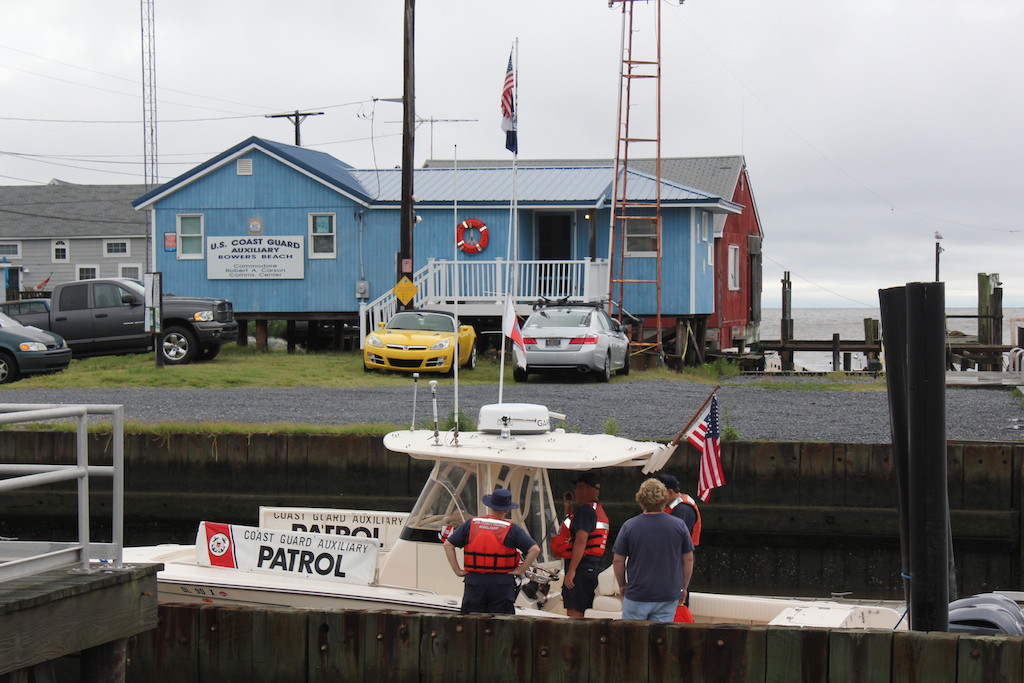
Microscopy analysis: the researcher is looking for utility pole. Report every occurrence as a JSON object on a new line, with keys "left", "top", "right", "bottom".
{"left": 264, "top": 110, "right": 324, "bottom": 146}
{"left": 398, "top": 0, "right": 416, "bottom": 306}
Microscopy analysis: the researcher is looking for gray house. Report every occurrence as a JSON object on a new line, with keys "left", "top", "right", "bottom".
{"left": 0, "top": 181, "right": 147, "bottom": 299}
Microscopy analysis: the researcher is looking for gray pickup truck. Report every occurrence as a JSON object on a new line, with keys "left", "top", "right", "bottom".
{"left": 0, "top": 278, "right": 238, "bottom": 365}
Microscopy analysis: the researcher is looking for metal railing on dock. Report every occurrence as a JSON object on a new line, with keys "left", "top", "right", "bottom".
{"left": 0, "top": 403, "right": 124, "bottom": 582}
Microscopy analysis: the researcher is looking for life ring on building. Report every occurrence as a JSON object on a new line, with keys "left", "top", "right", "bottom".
{"left": 456, "top": 219, "right": 489, "bottom": 254}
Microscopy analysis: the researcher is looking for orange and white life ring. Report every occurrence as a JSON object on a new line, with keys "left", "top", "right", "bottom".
{"left": 456, "top": 219, "right": 489, "bottom": 254}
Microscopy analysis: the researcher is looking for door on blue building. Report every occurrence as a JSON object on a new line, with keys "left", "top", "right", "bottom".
{"left": 536, "top": 214, "right": 572, "bottom": 298}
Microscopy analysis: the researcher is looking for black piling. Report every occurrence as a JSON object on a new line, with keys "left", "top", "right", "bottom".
{"left": 879, "top": 282, "right": 953, "bottom": 631}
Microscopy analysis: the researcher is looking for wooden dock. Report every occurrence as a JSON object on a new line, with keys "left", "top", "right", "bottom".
{"left": 945, "top": 370, "right": 1024, "bottom": 387}
{"left": 119, "top": 603, "right": 1024, "bottom": 682}
{"left": 0, "top": 564, "right": 160, "bottom": 679}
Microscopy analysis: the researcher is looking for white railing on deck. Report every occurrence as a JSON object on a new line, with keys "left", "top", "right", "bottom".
{"left": 360, "top": 258, "right": 609, "bottom": 347}
{"left": 0, "top": 404, "right": 124, "bottom": 582}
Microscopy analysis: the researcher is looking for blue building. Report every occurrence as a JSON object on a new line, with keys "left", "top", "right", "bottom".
{"left": 133, "top": 137, "right": 742, "bottom": 353}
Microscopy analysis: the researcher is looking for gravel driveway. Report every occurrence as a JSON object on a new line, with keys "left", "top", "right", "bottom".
{"left": 3, "top": 377, "right": 1021, "bottom": 443}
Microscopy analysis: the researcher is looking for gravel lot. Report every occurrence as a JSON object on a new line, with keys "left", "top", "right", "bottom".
{"left": 3, "top": 376, "right": 1022, "bottom": 443}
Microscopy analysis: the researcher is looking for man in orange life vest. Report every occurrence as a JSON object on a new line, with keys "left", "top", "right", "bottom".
{"left": 443, "top": 488, "right": 541, "bottom": 615}
{"left": 654, "top": 473, "right": 701, "bottom": 545}
{"left": 551, "top": 471, "right": 609, "bottom": 618}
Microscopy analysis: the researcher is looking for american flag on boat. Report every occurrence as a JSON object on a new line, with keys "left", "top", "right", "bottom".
{"left": 684, "top": 395, "right": 725, "bottom": 502}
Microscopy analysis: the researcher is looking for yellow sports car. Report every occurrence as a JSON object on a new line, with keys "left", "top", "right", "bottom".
{"left": 364, "top": 310, "right": 477, "bottom": 374}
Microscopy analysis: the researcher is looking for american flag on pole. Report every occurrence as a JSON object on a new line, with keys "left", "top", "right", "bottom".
{"left": 684, "top": 396, "right": 725, "bottom": 501}
{"left": 500, "top": 49, "right": 517, "bottom": 154}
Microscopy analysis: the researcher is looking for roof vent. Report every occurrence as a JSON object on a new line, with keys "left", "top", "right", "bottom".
{"left": 237, "top": 159, "right": 253, "bottom": 176}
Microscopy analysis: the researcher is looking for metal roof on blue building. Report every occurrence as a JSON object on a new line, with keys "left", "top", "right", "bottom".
{"left": 133, "top": 137, "right": 739, "bottom": 212}
{"left": 132, "top": 136, "right": 373, "bottom": 208}
{"left": 350, "top": 165, "right": 729, "bottom": 206}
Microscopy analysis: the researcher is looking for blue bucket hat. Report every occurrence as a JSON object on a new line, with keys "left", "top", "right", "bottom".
{"left": 482, "top": 488, "right": 519, "bottom": 511}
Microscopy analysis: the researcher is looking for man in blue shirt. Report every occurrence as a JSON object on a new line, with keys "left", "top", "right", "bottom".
{"left": 443, "top": 488, "right": 541, "bottom": 615}
{"left": 612, "top": 478, "right": 694, "bottom": 622}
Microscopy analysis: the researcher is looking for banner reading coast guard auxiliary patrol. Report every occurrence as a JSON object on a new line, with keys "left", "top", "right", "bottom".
{"left": 196, "top": 521, "right": 379, "bottom": 585}
{"left": 258, "top": 507, "right": 408, "bottom": 551}
{"left": 207, "top": 236, "right": 304, "bottom": 279}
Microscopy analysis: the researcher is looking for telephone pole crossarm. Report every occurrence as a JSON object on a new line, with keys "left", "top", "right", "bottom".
{"left": 264, "top": 110, "right": 324, "bottom": 146}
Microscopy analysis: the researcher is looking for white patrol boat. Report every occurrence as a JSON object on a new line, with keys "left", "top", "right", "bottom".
{"left": 122, "top": 402, "right": 666, "bottom": 618}
{"left": 124, "top": 400, "right": 909, "bottom": 628}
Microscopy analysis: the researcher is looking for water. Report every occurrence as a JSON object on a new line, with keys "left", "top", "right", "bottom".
{"left": 759, "top": 308, "right": 1024, "bottom": 371}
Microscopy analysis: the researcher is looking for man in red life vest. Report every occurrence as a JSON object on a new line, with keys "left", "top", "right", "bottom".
{"left": 654, "top": 473, "right": 701, "bottom": 545}
{"left": 443, "top": 488, "right": 541, "bottom": 615}
{"left": 551, "top": 471, "right": 609, "bottom": 618}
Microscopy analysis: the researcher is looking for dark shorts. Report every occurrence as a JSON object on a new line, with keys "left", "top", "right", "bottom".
{"left": 562, "top": 562, "right": 600, "bottom": 613}
{"left": 461, "top": 574, "right": 517, "bottom": 615}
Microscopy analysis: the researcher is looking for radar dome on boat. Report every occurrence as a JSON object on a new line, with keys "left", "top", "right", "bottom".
{"left": 478, "top": 403, "right": 553, "bottom": 434}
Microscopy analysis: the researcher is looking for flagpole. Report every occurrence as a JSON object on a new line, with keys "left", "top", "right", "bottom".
{"left": 452, "top": 145, "right": 460, "bottom": 442}
{"left": 670, "top": 385, "right": 720, "bottom": 446}
{"left": 498, "top": 39, "right": 519, "bottom": 404}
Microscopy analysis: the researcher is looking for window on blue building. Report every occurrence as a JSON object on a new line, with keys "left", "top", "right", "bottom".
{"left": 177, "top": 215, "right": 204, "bottom": 259}
{"left": 309, "top": 213, "right": 336, "bottom": 258}
{"left": 625, "top": 218, "right": 657, "bottom": 256}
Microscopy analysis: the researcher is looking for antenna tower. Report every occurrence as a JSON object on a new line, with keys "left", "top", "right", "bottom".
{"left": 140, "top": 0, "right": 158, "bottom": 269}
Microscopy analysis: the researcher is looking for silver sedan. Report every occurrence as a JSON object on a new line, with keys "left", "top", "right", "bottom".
{"left": 513, "top": 305, "right": 630, "bottom": 382}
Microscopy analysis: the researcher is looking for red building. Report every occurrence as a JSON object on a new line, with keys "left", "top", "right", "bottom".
{"left": 630, "top": 156, "right": 763, "bottom": 352}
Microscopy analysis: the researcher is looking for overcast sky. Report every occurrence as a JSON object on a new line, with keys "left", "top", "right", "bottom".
{"left": 2, "top": 0, "right": 1022, "bottom": 308}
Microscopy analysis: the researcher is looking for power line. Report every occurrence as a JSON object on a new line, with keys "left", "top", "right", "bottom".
{"left": 0, "top": 113, "right": 265, "bottom": 124}
{"left": 1, "top": 153, "right": 149, "bottom": 178}
{"left": 0, "top": 42, "right": 283, "bottom": 112}
{"left": 664, "top": 7, "right": 1023, "bottom": 236}
{"left": 0, "top": 100, "right": 371, "bottom": 125}
{"left": 0, "top": 207, "right": 144, "bottom": 225}
{"left": 763, "top": 254, "right": 875, "bottom": 307}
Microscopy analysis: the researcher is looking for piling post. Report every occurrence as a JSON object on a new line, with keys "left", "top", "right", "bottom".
{"left": 864, "top": 318, "right": 881, "bottom": 371}
{"left": 781, "top": 271, "right": 794, "bottom": 371}
{"left": 879, "top": 287, "right": 911, "bottom": 607}
{"left": 880, "top": 283, "right": 957, "bottom": 629}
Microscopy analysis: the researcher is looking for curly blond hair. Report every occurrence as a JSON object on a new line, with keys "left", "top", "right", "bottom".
{"left": 635, "top": 478, "right": 669, "bottom": 513}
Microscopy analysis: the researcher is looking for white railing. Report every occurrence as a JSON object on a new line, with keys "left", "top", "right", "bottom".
{"left": 0, "top": 404, "right": 125, "bottom": 582}
{"left": 360, "top": 258, "right": 609, "bottom": 347}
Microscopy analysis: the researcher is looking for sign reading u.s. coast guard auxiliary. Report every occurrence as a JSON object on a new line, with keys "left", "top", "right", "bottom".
{"left": 207, "top": 236, "right": 304, "bottom": 279}
{"left": 196, "top": 521, "right": 380, "bottom": 585}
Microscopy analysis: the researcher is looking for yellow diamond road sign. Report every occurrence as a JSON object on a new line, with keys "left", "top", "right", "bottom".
{"left": 393, "top": 277, "right": 418, "bottom": 305}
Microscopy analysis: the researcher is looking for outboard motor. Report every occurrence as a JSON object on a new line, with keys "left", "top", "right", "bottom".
{"left": 948, "top": 593, "right": 1024, "bottom": 635}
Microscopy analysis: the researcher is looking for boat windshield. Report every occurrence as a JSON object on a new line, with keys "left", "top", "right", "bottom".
{"left": 402, "top": 460, "right": 560, "bottom": 563}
